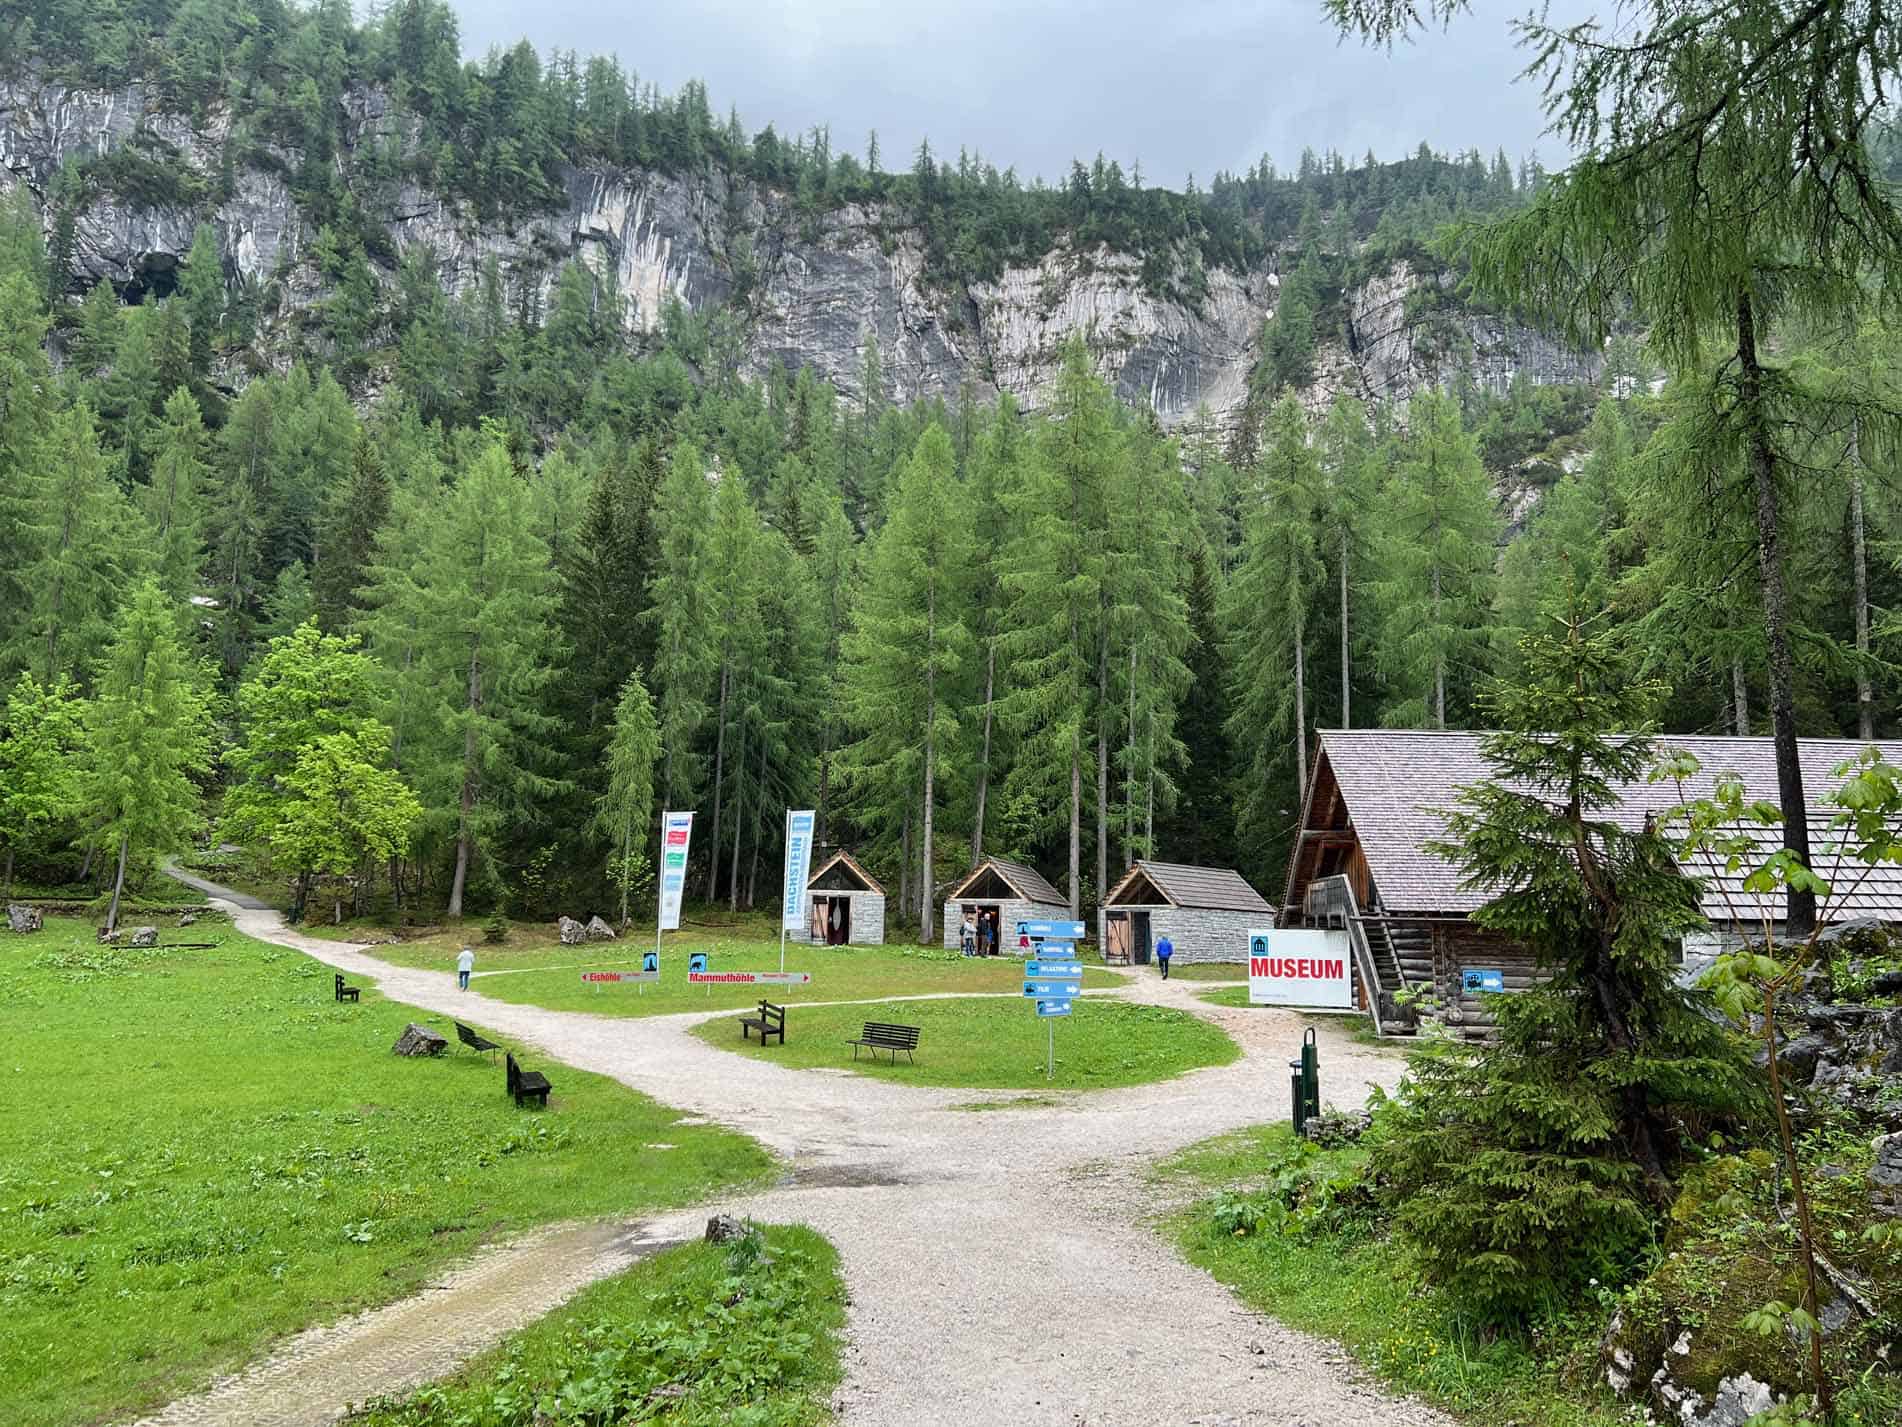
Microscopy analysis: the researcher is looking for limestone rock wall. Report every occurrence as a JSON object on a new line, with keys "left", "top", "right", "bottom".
{"left": 0, "top": 71, "right": 1600, "bottom": 431}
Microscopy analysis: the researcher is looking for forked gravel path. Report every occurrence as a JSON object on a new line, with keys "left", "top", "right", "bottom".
{"left": 143, "top": 888, "right": 1447, "bottom": 1427}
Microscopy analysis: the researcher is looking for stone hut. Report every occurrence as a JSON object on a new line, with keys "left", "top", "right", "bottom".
{"left": 1098, "top": 860, "right": 1273, "bottom": 966}
{"left": 940, "top": 857, "right": 1070, "bottom": 955}
{"left": 797, "top": 849, "right": 886, "bottom": 947}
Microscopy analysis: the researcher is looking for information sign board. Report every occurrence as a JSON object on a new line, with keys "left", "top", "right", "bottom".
{"left": 1248, "top": 928, "right": 1354, "bottom": 1009}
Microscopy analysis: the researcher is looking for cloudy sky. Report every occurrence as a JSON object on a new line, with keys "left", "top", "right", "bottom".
{"left": 452, "top": 0, "right": 1562, "bottom": 189}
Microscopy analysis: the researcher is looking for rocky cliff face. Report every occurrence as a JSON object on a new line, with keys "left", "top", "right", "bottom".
{"left": 0, "top": 72, "right": 1599, "bottom": 430}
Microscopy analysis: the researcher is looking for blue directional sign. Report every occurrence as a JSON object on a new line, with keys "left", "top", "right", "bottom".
{"left": 1025, "top": 960, "right": 1083, "bottom": 978}
{"left": 1462, "top": 967, "right": 1505, "bottom": 994}
{"left": 688, "top": 951, "right": 708, "bottom": 975}
{"left": 1036, "top": 999, "right": 1072, "bottom": 1018}
{"left": 1024, "top": 979, "right": 1083, "bottom": 998}
{"left": 1019, "top": 920, "right": 1086, "bottom": 941}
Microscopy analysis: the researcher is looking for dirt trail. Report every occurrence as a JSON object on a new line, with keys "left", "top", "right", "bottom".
{"left": 143, "top": 886, "right": 1444, "bottom": 1427}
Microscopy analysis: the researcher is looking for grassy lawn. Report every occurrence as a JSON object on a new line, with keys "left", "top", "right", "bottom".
{"left": 1155, "top": 1126, "right": 1626, "bottom": 1427}
{"left": 369, "top": 934, "right": 1125, "bottom": 1020}
{"left": 691, "top": 995, "right": 1238, "bottom": 1090}
{"left": 352, "top": 1223, "right": 844, "bottom": 1427}
{"left": 0, "top": 918, "right": 772, "bottom": 1427}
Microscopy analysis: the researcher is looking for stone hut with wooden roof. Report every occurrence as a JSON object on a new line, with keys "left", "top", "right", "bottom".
{"left": 1097, "top": 860, "right": 1273, "bottom": 966}
{"left": 1284, "top": 729, "right": 1902, "bottom": 1037}
{"left": 796, "top": 849, "right": 886, "bottom": 947}
{"left": 940, "top": 857, "right": 1070, "bottom": 954}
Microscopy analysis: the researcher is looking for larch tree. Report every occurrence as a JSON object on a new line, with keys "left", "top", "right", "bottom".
{"left": 1336, "top": 0, "right": 1902, "bottom": 933}
{"left": 0, "top": 273, "right": 55, "bottom": 644}
{"left": 363, "top": 433, "right": 562, "bottom": 918}
{"left": 86, "top": 579, "right": 211, "bottom": 934}
{"left": 1315, "top": 392, "right": 1377, "bottom": 727}
{"left": 1226, "top": 395, "right": 1327, "bottom": 851}
{"left": 593, "top": 670, "right": 660, "bottom": 927}
{"left": 645, "top": 441, "right": 717, "bottom": 811}
{"left": 1371, "top": 389, "right": 1500, "bottom": 730}
{"left": 838, "top": 423, "right": 973, "bottom": 939}
{"left": 999, "top": 340, "right": 1116, "bottom": 917}
{"left": 964, "top": 394, "right": 1026, "bottom": 864}
{"left": 701, "top": 465, "right": 766, "bottom": 903}
{"left": 139, "top": 388, "right": 211, "bottom": 603}
{"left": 13, "top": 402, "right": 136, "bottom": 689}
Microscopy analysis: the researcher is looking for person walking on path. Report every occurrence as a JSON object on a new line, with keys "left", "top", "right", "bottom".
{"left": 1156, "top": 933, "right": 1174, "bottom": 980}
{"left": 457, "top": 945, "right": 474, "bottom": 990}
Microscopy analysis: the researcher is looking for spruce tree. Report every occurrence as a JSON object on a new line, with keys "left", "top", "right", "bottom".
{"left": 593, "top": 671, "right": 659, "bottom": 927}
{"left": 86, "top": 579, "right": 211, "bottom": 933}
{"left": 1371, "top": 611, "right": 1756, "bottom": 1325}
{"left": 645, "top": 442, "right": 717, "bottom": 811}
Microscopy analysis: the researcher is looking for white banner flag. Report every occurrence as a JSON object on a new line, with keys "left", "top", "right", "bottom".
{"left": 781, "top": 809, "right": 816, "bottom": 931}
{"left": 658, "top": 811, "right": 694, "bottom": 932}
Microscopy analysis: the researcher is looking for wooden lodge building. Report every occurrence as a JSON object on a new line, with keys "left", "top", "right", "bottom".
{"left": 796, "top": 849, "right": 887, "bottom": 947}
{"left": 1098, "top": 860, "right": 1272, "bottom": 965}
{"left": 1283, "top": 730, "right": 1902, "bottom": 1036}
{"left": 941, "top": 857, "right": 1070, "bottom": 955}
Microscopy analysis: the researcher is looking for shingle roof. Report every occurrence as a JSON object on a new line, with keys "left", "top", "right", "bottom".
{"left": 1106, "top": 860, "right": 1273, "bottom": 913}
{"left": 946, "top": 856, "right": 1067, "bottom": 906}
{"left": 1314, "top": 729, "right": 1902, "bottom": 924}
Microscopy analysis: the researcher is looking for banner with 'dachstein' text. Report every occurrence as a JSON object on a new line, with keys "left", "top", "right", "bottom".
{"left": 781, "top": 809, "right": 816, "bottom": 931}
{"left": 658, "top": 811, "right": 694, "bottom": 932}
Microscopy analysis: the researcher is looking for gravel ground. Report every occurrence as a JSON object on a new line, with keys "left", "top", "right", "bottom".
{"left": 150, "top": 890, "right": 1446, "bottom": 1427}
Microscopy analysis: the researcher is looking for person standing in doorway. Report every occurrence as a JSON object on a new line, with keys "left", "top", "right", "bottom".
{"left": 457, "top": 945, "right": 474, "bottom": 991}
{"left": 1156, "top": 933, "right": 1174, "bottom": 980}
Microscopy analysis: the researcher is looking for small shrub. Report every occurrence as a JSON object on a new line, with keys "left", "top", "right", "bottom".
{"left": 482, "top": 914, "right": 510, "bottom": 946}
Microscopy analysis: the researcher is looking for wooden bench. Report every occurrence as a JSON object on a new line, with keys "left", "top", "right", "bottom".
{"left": 847, "top": 1021, "right": 921, "bottom": 1064}
{"left": 456, "top": 1021, "right": 502, "bottom": 1058}
{"left": 739, "top": 1000, "right": 786, "bottom": 1045}
{"left": 506, "top": 1053, "right": 551, "bottom": 1109}
{"left": 334, "top": 973, "right": 360, "bottom": 1003}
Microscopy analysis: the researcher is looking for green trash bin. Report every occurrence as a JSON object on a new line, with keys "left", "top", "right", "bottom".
{"left": 1289, "top": 1027, "right": 1320, "bottom": 1134}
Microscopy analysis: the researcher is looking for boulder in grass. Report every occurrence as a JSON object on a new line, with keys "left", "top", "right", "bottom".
{"left": 6, "top": 904, "right": 42, "bottom": 934}
{"left": 392, "top": 1022, "right": 448, "bottom": 1057}
{"left": 129, "top": 926, "right": 159, "bottom": 948}
{"left": 177, "top": 912, "right": 198, "bottom": 928}
{"left": 558, "top": 915, "right": 586, "bottom": 946}
{"left": 704, "top": 1213, "right": 748, "bottom": 1244}
{"left": 585, "top": 915, "right": 617, "bottom": 941}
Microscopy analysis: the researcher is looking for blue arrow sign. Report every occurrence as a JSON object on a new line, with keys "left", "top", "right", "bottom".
{"left": 1019, "top": 920, "right": 1087, "bottom": 940}
{"left": 1024, "top": 960, "right": 1083, "bottom": 978}
{"left": 1036, "top": 999, "right": 1073, "bottom": 1017}
{"left": 1024, "top": 980, "right": 1083, "bottom": 998}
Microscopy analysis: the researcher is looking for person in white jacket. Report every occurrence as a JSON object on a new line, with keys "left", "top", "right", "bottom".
{"left": 457, "top": 946, "right": 474, "bottom": 991}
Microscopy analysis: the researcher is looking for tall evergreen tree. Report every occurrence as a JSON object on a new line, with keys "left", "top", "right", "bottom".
{"left": 139, "top": 388, "right": 210, "bottom": 602}
{"left": 86, "top": 579, "right": 211, "bottom": 933}
{"left": 646, "top": 442, "right": 717, "bottom": 811}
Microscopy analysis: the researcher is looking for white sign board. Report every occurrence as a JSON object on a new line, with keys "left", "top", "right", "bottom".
{"left": 658, "top": 811, "right": 694, "bottom": 931}
{"left": 781, "top": 809, "right": 816, "bottom": 931}
{"left": 1248, "top": 928, "right": 1354, "bottom": 1010}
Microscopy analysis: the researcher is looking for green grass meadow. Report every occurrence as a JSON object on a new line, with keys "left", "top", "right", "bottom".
{"left": 378, "top": 934, "right": 1125, "bottom": 1019}
{"left": 352, "top": 1225, "right": 845, "bottom": 1427}
{"left": 0, "top": 918, "right": 771, "bottom": 1427}
{"left": 691, "top": 994, "right": 1239, "bottom": 1090}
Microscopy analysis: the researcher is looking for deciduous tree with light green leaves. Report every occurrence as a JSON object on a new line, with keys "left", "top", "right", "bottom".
{"left": 86, "top": 580, "right": 211, "bottom": 933}
{"left": 224, "top": 620, "right": 416, "bottom": 921}
{"left": 0, "top": 673, "right": 87, "bottom": 895}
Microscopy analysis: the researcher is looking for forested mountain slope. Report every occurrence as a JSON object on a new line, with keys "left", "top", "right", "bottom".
{"left": 0, "top": 0, "right": 1598, "bottom": 432}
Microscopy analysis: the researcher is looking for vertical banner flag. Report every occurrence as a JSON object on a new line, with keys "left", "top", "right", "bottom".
{"left": 658, "top": 811, "right": 694, "bottom": 932}
{"left": 781, "top": 809, "right": 816, "bottom": 931}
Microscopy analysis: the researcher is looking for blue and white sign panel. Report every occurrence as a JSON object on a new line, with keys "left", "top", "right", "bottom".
{"left": 1462, "top": 968, "right": 1505, "bottom": 994}
{"left": 780, "top": 809, "right": 816, "bottom": 931}
{"left": 1024, "top": 960, "right": 1083, "bottom": 978}
{"left": 1024, "top": 979, "right": 1083, "bottom": 999}
{"left": 1018, "top": 920, "right": 1086, "bottom": 941}
{"left": 1036, "top": 999, "right": 1072, "bottom": 1018}
{"left": 658, "top": 811, "right": 694, "bottom": 932}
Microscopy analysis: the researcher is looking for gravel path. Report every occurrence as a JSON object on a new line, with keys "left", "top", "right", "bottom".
{"left": 154, "top": 891, "right": 1446, "bottom": 1427}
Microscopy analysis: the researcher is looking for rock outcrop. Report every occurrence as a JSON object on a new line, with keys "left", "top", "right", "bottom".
{"left": 0, "top": 71, "right": 1600, "bottom": 436}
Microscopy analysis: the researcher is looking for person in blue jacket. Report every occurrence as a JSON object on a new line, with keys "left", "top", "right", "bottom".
{"left": 1156, "top": 933, "right": 1174, "bottom": 980}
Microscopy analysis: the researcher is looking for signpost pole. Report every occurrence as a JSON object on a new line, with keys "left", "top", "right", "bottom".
{"left": 1046, "top": 1020, "right": 1053, "bottom": 1081}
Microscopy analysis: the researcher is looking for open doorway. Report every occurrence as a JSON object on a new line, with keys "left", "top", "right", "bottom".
{"left": 1105, "top": 910, "right": 1151, "bottom": 964}
{"left": 811, "top": 895, "right": 853, "bottom": 945}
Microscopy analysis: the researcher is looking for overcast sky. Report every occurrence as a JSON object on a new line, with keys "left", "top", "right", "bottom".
{"left": 451, "top": 0, "right": 1563, "bottom": 189}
